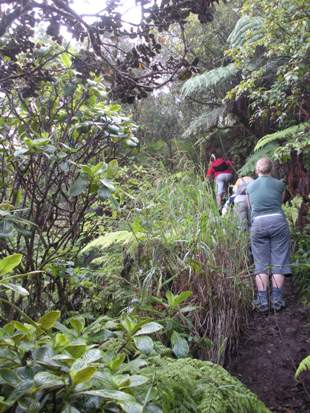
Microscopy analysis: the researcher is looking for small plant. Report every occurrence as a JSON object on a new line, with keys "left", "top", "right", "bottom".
{"left": 295, "top": 355, "right": 310, "bottom": 380}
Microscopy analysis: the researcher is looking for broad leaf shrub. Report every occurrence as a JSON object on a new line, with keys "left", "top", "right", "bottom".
{"left": 0, "top": 42, "right": 138, "bottom": 317}
{"left": 0, "top": 310, "right": 271, "bottom": 413}
{"left": 81, "top": 171, "right": 253, "bottom": 363}
{"left": 0, "top": 310, "right": 162, "bottom": 413}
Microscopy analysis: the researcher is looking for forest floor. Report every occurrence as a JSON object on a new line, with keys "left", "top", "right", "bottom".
{"left": 228, "top": 279, "right": 310, "bottom": 413}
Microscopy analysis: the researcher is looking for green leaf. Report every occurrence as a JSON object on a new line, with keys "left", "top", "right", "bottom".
{"left": 6, "top": 380, "right": 33, "bottom": 403}
{"left": 108, "top": 353, "right": 126, "bottom": 373}
{"left": 0, "top": 254, "right": 22, "bottom": 275}
{"left": 13, "top": 321, "right": 33, "bottom": 333}
{"left": 34, "top": 371, "right": 64, "bottom": 389}
{"left": 0, "top": 369, "right": 18, "bottom": 386}
{"left": 125, "top": 138, "right": 139, "bottom": 147}
{"left": 0, "top": 396, "right": 12, "bottom": 413}
{"left": 38, "top": 311, "right": 60, "bottom": 330}
{"left": 70, "top": 366, "right": 96, "bottom": 385}
{"left": 100, "top": 178, "right": 115, "bottom": 191}
{"left": 60, "top": 53, "right": 72, "bottom": 68}
{"left": 2, "top": 283, "right": 29, "bottom": 296}
{"left": 79, "top": 389, "right": 136, "bottom": 402}
{"left": 173, "top": 291, "right": 192, "bottom": 306}
{"left": 69, "top": 177, "right": 89, "bottom": 197}
{"left": 126, "top": 375, "right": 148, "bottom": 388}
{"left": 71, "top": 349, "right": 102, "bottom": 371}
{"left": 55, "top": 333, "right": 70, "bottom": 348}
{"left": 134, "top": 322, "right": 163, "bottom": 336}
{"left": 171, "top": 331, "right": 189, "bottom": 358}
{"left": 69, "top": 317, "right": 85, "bottom": 335}
{"left": 65, "top": 344, "right": 87, "bottom": 359}
{"left": 133, "top": 336, "right": 154, "bottom": 355}
{"left": 14, "top": 147, "right": 29, "bottom": 157}
{"left": 179, "top": 305, "right": 197, "bottom": 313}
{"left": 24, "top": 138, "right": 50, "bottom": 148}
{"left": 16, "top": 367, "right": 34, "bottom": 382}
{"left": 119, "top": 401, "right": 143, "bottom": 413}
{"left": 17, "top": 397, "right": 41, "bottom": 412}
{"left": 97, "top": 187, "right": 112, "bottom": 200}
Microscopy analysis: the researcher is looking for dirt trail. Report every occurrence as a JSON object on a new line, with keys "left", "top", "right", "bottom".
{"left": 228, "top": 279, "right": 310, "bottom": 413}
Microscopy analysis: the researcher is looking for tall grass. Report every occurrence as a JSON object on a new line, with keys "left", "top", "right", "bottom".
{"left": 128, "top": 170, "right": 252, "bottom": 363}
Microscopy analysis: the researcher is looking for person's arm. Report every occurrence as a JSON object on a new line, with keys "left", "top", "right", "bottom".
{"left": 206, "top": 164, "right": 214, "bottom": 180}
{"left": 280, "top": 180, "right": 286, "bottom": 203}
{"left": 222, "top": 196, "right": 234, "bottom": 215}
{"left": 222, "top": 199, "right": 230, "bottom": 215}
{"left": 247, "top": 194, "right": 251, "bottom": 211}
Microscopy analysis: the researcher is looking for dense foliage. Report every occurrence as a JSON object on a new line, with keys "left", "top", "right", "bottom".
{"left": 0, "top": 0, "right": 309, "bottom": 411}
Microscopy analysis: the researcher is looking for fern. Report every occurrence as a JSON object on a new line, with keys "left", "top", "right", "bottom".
{"left": 239, "top": 143, "right": 277, "bottom": 175}
{"left": 228, "top": 15, "right": 264, "bottom": 48}
{"left": 141, "top": 358, "right": 271, "bottom": 413}
{"left": 79, "top": 230, "right": 146, "bottom": 264}
{"left": 295, "top": 355, "right": 310, "bottom": 379}
{"left": 254, "top": 122, "right": 310, "bottom": 151}
{"left": 181, "top": 64, "right": 239, "bottom": 98}
{"left": 182, "top": 107, "right": 226, "bottom": 138}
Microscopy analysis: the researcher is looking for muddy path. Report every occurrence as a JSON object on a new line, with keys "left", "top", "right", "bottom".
{"left": 228, "top": 279, "right": 310, "bottom": 413}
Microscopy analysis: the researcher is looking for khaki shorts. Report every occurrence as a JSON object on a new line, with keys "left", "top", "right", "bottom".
{"left": 250, "top": 214, "right": 291, "bottom": 275}
{"left": 215, "top": 173, "right": 233, "bottom": 195}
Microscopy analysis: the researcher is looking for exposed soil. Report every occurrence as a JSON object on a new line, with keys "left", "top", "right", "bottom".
{"left": 228, "top": 279, "right": 310, "bottom": 413}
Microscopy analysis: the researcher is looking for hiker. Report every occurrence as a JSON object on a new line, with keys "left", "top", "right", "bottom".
{"left": 222, "top": 176, "right": 253, "bottom": 231}
{"left": 206, "top": 154, "right": 233, "bottom": 208}
{"left": 247, "top": 158, "right": 291, "bottom": 312}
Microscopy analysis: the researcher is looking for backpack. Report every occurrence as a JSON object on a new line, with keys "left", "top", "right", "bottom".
{"left": 213, "top": 160, "right": 230, "bottom": 172}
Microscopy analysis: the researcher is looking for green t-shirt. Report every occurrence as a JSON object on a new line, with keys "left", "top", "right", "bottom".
{"left": 246, "top": 176, "right": 285, "bottom": 218}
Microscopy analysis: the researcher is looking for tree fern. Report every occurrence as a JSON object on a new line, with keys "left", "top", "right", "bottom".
{"left": 239, "top": 143, "right": 277, "bottom": 175}
{"left": 295, "top": 355, "right": 310, "bottom": 380}
{"left": 182, "top": 107, "right": 226, "bottom": 138}
{"left": 181, "top": 64, "right": 239, "bottom": 98}
{"left": 254, "top": 122, "right": 310, "bottom": 151}
{"left": 227, "top": 16, "right": 264, "bottom": 48}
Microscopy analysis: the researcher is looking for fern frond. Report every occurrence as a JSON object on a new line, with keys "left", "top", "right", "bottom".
{"left": 182, "top": 107, "right": 226, "bottom": 138}
{"left": 181, "top": 64, "right": 239, "bottom": 98}
{"left": 239, "top": 143, "right": 277, "bottom": 175}
{"left": 254, "top": 122, "right": 310, "bottom": 152}
{"left": 295, "top": 355, "right": 310, "bottom": 379}
{"left": 228, "top": 16, "right": 264, "bottom": 48}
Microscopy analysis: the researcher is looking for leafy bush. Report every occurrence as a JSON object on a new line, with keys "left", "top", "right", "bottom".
{"left": 82, "top": 172, "right": 253, "bottom": 363}
{"left": 139, "top": 358, "right": 271, "bottom": 413}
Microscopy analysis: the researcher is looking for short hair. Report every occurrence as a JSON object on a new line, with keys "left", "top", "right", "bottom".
{"left": 233, "top": 176, "right": 253, "bottom": 194}
{"left": 255, "top": 158, "right": 273, "bottom": 175}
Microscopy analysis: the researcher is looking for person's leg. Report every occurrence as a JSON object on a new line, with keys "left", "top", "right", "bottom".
{"left": 256, "top": 273, "right": 269, "bottom": 290}
{"left": 216, "top": 194, "right": 222, "bottom": 208}
{"left": 215, "top": 175, "right": 224, "bottom": 208}
{"left": 270, "top": 217, "right": 291, "bottom": 310}
{"left": 254, "top": 273, "right": 269, "bottom": 312}
{"left": 271, "top": 273, "right": 285, "bottom": 289}
{"left": 271, "top": 274, "right": 286, "bottom": 310}
{"left": 250, "top": 220, "right": 271, "bottom": 312}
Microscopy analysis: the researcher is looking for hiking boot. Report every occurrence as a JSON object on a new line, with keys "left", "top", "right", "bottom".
{"left": 271, "top": 287, "right": 286, "bottom": 312}
{"left": 253, "top": 291, "right": 268, "bottom": 313}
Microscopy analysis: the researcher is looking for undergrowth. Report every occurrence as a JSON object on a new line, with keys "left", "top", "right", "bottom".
{"left": 81, "top": 169, "right": 253, "bottom": 363}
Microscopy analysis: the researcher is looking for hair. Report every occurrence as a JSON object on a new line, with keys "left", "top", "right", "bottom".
{"left": 255, "top": 158, "right": 273, "bottom": 175}
{"left": 233, "top": 176, "right": 253, "bottom": 194}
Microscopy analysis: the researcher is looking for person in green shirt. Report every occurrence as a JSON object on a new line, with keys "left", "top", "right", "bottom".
{"left": 247, "top": 158, "right": 291, "bottom": 312}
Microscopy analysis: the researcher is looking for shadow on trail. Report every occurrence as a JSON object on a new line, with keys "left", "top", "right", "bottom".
{"left": 228, "top": 279, "right": 310, "bottom": 413}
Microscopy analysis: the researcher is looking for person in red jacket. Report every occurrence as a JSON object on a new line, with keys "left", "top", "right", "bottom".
{"left": 206, "top": 155, "right": 233, "bottom": 207}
